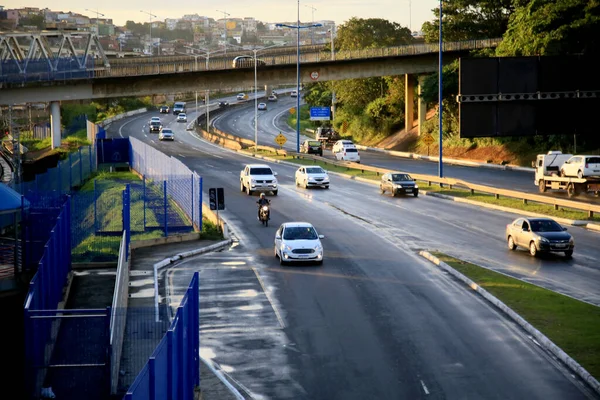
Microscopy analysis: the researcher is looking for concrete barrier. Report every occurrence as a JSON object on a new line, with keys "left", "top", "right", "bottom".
{"left": 99, "top": 107, "right": 148, "bottom": 127}
{"left": 420, "top": 251, "right": 600, "bottom": 396}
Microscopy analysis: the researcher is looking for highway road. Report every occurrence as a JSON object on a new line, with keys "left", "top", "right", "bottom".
{"left": 106, "top": 107, "right": 600, "bottom": 399}
{"left": 213, "top": 96, "right": 600, "bottom": 204}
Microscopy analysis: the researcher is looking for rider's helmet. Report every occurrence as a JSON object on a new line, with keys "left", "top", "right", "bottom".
{"left": 260, "top": 193, "right": 265, "bottom": 199}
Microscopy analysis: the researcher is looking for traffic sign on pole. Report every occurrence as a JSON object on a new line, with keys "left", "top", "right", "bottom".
{"left": 275, "top": 133, "right": 287, "bottom": 148}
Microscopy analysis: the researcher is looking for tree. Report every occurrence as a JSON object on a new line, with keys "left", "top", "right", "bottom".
{"left": 497, "top": 0, "right": 600, "bottom": 56}
{"left": 335, "top": 17, "right": 412, "bottom": 51}
{"left": 421, "top": 0, "right": 520, "bottom": 42}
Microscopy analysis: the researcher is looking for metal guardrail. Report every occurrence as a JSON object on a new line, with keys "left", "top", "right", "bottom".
{"left": 91, "top": 38, "right": 501, "bottom": 79}
{"left": 288, "top": 152, "right": 600, "bottom": 218}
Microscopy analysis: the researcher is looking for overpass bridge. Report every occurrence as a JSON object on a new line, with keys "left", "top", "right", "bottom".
{"left": 0, "top": 32, "right": 500, "bottom": 148}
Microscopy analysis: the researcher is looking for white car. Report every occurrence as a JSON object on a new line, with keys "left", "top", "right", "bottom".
{"left": 560, "top": 155, "right": 600, "bottom": 179}
{"left": 334, "top": 147, "right": 360, "bottom": 163}
{"left": 290, "top": 90, "right": 298, "bottom": 98}
{"left": 177, "top": 113, "right": 187, "bottom": 122}
{"left": 257, "top": 102, "right": 267, "bottom": 111}
{"left": 240, "top": 164, "right": 278, "bottom": 195}
{"left": 236, "top": 93, "right": 247, "bottom": 100}
{"left": 159, "top": 128, "right": 174, "bottom": 141}
{"left": 268, "top": 95, "right": 278, "bottom": 102}
{"left": 274, "top": 222, "right": 324, "bottom": 265}
{"left": 150, "top": 116, "right": 161, "bottom": 124}
{"left": 332, "top": 139, "right": 356, "bottom": 154}
{"left": 295, "top": 166, "right": 330, "bottom": 189}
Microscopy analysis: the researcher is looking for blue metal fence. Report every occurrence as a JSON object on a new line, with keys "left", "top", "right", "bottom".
{"left": 124, "top": 272, "right": 200, "bottom": 400}
{"left": 129, "top": 137, "right": 202, "bottom": 230}
{"left": 0, "top": 57, "right": 95, "bottom": 84}
{"left": 23, "top": 200, "right": 72, "bottom": 398}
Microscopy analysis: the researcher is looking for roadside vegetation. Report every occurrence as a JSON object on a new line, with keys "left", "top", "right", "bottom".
{"left": 252, "top": 149, "right": 600, "bottom": 223}
{"left": 430, "top": 252, "right": 600, "bottom": 381}
{"left": 72, "top": 170, "right": 222, "bottom": 262}
{"left": 290, "top": 2, "right": 599, "bottom": 166}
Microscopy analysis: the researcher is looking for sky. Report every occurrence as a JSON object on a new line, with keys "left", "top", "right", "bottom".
{"left": 3, "top": 0, "right": 441, "bottom": 31}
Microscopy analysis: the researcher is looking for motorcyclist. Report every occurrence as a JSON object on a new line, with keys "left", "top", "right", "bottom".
{"left": 257, "top": 193, "right": 270, "bottom": 219}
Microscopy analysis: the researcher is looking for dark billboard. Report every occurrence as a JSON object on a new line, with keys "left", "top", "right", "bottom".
{"left": 458, "top": 56, "right": 600, "bottom": 138}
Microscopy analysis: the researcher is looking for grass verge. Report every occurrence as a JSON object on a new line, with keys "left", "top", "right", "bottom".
{"left": 286, "top": 104, "right": 316, "bottom": 137}
{"left": 430, "top": 252, "right": 600, "bottom": 381}
{"left": 252, "top": 149, "right": 600, "bottom": 223}
{"left": 72, "top": 171, "right": 221, "bottom": 262}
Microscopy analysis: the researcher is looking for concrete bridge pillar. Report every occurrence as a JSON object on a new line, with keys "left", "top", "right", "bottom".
{"left": 405, "top": 75, "right": 415, "bottom": 133}
{"left": 417, "top": 75, "right": 427, "bottom": 136}
{"left": 50, "top": 101, "right": 61, "bottom": 149}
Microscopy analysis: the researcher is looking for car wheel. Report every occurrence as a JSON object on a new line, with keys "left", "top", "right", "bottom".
{"left": 274, "top": 247, "right": 278, "bottom": 258}
{"left": 240, "top": 181, "right": 245, "bottom": 192}
{"left": 507, "top": 236, "right": 516, "bottom": 251}
{"left": 564, "top": 250, "right": 573, "bottom": 258}
{"left": 272, "top": 190, "right": 278, "bottom": 196}
{"left": 380, "top": 186, "right": 385, "bottom": 194}
{"left": 325, "top": 185, "right": 329, "bottom": 189}
{"left": 246, "top": 186, "right": 252, "bottom": 196}
{"left": 529, "top": 241, "right": 538, "bottom": 257}
{"left": 279, "top": 254, "right": 286, "bottom": 265}
{"left": 295, "top": 179, "right": 299, "bottom": 186}
{"left": 304, "top": 180, "right": 308, "bottom": 189}
{"left": 413, "top": 192, "right": 419, "bottom": 197}
{"left": 577, "top": 170, "right": 583, "bottom": 179}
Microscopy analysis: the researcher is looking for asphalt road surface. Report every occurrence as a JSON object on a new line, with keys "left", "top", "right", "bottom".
{"left": 213, "top": 97, "right": 600, "bottom": 204}
{"left": 106, "top": 106, "right": 600, "bottom": 400}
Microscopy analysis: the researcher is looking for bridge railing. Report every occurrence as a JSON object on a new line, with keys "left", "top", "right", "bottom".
{"left": 92, "top": 38, "right": 502, "bottom": 79}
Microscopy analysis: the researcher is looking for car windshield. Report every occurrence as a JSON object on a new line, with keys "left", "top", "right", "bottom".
{"left": 151, "top": 122, "right": 161, "bottom": 126}
{"left": 250, "top": 168, "right": 273, "bottom": 175}
{"left": 283, "top": 226, "right": 318, "bottom": 240}
{"left": 179, "top": 113, "right": 186, "bottom": 117}
{"left": 587, "top": 157, "right": 600, "bottom": 163}
{"left": 391, "top": 174, "right": 412, "bottom": 181}
{"left": 306, "top": 167, "right": 325, "bottom": 174}
{"left": 161, "top": 129, "right": 173, "bottom": 134}
{"left": 308, "top": 141, "right": 321, "bottom": 146}
{"left": 530, "top": 219, "right": 563, "bottom": 232}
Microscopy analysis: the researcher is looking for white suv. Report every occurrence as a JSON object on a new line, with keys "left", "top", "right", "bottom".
{"left": 560, "top": 155, "right": 600, "bottom": 179}
{"left": 240, "top": 164, "right": 278, "bottom": 195}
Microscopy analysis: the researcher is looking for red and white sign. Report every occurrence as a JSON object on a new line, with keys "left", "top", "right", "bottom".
{"left": 310, "top": 71, "right": 319, "bottom": 80}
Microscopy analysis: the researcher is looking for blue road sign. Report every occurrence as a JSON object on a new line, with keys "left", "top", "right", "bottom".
{"left": 309, "top": 107, "right": 331, "bottom": 121}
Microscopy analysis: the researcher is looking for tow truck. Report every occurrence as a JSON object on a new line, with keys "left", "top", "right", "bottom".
{"left": 315, "top": 126, "right": 340, "bottom": 149}
{"left": 534, "top": 151, "right": 600, "bottom": 197}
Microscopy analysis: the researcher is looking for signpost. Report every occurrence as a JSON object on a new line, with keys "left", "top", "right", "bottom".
{"left": 421, "top": 133, "right": 434, "bottom": 155}
{"left": 275, "top": 132, "right": 287, "bottom": 149}
{"left": 309, "top": 107, "right": 331, "bottom": 121}
{"left": 310, "top": 71, "right": 319, "bottom": 80}
{"left": 289, "top": 107, "right": 296, "bottom": 114}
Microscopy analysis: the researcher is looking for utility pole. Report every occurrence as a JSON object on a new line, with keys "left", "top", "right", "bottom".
{"left": 216, "top": 10, "right": 230, "bottom": 54}
{"left": 140, "top": 10, "right": 157, "bottom": 55}
{"left": 305, "top": 5, "right": 317, "bottom": 44}
{"left": 408, "top": 0, "right": 412, "bottom": 32}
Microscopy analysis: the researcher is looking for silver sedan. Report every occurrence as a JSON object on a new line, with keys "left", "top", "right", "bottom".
{"left": 506, "top": 217, "right": 574, "bottom": 257}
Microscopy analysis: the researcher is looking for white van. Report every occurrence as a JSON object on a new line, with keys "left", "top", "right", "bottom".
{"left": 332, "top": 139, "right": 356, "bottom": 154}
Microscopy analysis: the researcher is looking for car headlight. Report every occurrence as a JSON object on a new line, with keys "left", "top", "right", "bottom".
{"left": 282, "top": 244, "right": 292, "bottom": 252}
{"left": 414, "top": 185, "right": 419, "bottom": 189}
{"left": 314, "top": 244, "right": 322, "bottom": 251}
{"left": 539, "top": 237, "right": 549, "bottom": 243}
{"left": 569, "top": 237, "right": 574, "bottom": 244}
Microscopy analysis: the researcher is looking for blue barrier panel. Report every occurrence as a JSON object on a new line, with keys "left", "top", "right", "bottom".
{"left": 124, "top": 272, "right": 199, "bottom": 400}
{"left": 0, "top": 57, "right": 94, "bottom": 84}
{"left": 97, "top": 138, "right": 130, "bottom": 165}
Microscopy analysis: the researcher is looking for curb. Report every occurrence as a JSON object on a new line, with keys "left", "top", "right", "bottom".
{"left": 354, "top": 144, "right": 535, "bottom": 173}
{"left": 419, "top": 250, "right": 600, "bottom": 396}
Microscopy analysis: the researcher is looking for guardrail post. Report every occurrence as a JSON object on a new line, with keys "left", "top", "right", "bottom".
{"left": 163, "top": 180, "right": 168, "bottom": 237}
{"left": 495, "top": 194, "right": 500, "bottom": 200}
{"left": 554, "top": 204, "right": 559, "bottom": 211}
{"left": 470, "top": 189, "right": 474, "bottom": 195}
{"left": 449, "top": 184, "right": 453, "bottom": 189}
{"left": 588, "top": 211, "right": 593, "bottom": 218}
{"left": 523, "top": 199, "right": 528, "bottom": 205}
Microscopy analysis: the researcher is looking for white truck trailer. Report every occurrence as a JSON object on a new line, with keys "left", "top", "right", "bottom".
{"left": 534, "top": 151, "right": 600, "bottom": 197}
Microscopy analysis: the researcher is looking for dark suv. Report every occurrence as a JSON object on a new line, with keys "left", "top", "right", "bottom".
{"left": 300, "top": 140, "right": 323, "bottom": 156}
{"left": 149, "top": 121, "right": 162, "bottom": 133}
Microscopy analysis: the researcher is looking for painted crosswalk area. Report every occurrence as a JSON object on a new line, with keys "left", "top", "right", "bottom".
{"left": 162, "top": 248, "right": 306, "bottom": 399}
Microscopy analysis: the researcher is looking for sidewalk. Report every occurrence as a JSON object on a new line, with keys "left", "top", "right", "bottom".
{"left": 117, "top": 239, "right": 239, "bottom": 399}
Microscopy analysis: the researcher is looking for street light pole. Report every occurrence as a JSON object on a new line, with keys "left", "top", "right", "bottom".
{"left": 254, "top": 49, "right": 259, "bottom": 152}
{"left": 216, "top": 10, "right": 230, "bottom": 55}
{"left": 438, "top": 0, "right": 444, "bottom": 178}
{"left": 329, "top": 26, "right": 336, "bottom": 121}
{"left": 140, "top": 10, "right": 157, "bottom": 55}
{"left": 206, "top": 90, "right": 210, "bottom": 132}
{"left": 276, "top": 15, "right": 322, "bottom": 153}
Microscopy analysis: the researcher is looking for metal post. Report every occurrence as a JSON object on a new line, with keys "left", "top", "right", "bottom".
{"left": 94, "top": 179, "right": 97, "bottom": 232}
{"left": 206, "top": 91, "right": 210, "bottom": 132}
{"left": 438, "top": 0, "right": 444, "bottom": 178}
{"left": 88, "top": 145, "right": 93, "bottom": 176}
{"left": 296, "top": 0, "right": 301, "bottom": 153}
{"left": 254, "top": 49, "right": 258, "bottom": 152}
{"left": 78, "top": 147, "right": 83, "bottom": 184}
{"left": 69, "top": 153, "right": 73, "bottom": 190}
{"left": 195, "top": 91, "right": 198, "bottom": 115}
{"left": 143, "top": 175, "right": 146, "bottom": 229}
{"left": 199, "top": 177, "right": 203, "bottom": 232}
{"left": 191, "top": 174, "right": 194, "bottom": 229}
{"left": 163, "top": 180, "right": 168, "bottom": 237}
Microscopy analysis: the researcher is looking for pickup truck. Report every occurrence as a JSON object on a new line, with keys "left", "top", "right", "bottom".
{"left": 240, "top": 164, "right": 278, "bottom": 196}
{"left": 315, "top": 126, "right": 340, "bottom": 149}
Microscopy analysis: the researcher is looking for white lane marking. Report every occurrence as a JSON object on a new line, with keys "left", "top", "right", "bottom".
{"left": 212, "top": 154, "right": 224, "bottom": 159}
{"left": 253, "top": 267, "right": 286, "bottom": 329}
{"left": 420, "top": 380, "right": 430, "bottom": 395}
{"left": 144, "top": 134, "right": 148, "bottom": 137}
{"left": 272, "top": 107, "right": 295, "bottom": 134}
{"left": 286, "top": 175, "right": 293, "bottom": 178}
{"left": 118, "top": 114, "right": 147, "bottom": 138}
{"left": 206, "top": 163, "right": 216, "bottom": 168}
{"left": 178, "top": 154, "right": 186, "bottom": 158}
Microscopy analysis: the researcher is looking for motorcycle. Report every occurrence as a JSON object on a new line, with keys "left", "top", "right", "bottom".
{"left": 259, "top": 204, "right": 270, "bottom": 226}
